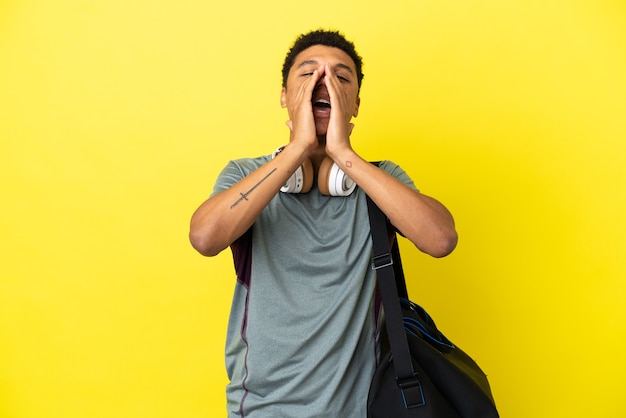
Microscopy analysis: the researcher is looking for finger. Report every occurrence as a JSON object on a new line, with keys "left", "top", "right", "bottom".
{"left": 289, "top": 68, "right": 320, "bottom": 115}
{"left": 315, "top": 64, "right": 326, "bottom": 80}
{"left": 323, "top": 64, "right": 337, "bottom": 98}
{"left": 304, "top": 67, "right": 323, "bottom": 95}
{"left": 323, "top": 64, "right": 348, "bottom": 113}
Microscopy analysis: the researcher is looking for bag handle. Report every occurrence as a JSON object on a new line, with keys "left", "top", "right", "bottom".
{"left": 366, "top": 195, "right": 426, "bottom": 408}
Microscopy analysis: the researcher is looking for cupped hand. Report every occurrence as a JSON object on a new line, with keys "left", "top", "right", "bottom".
{"left": 284, "top": 67, "right": 323, "bottom": 152}
{"left": 323, "top": 63, "right": 357, "bottom": 157}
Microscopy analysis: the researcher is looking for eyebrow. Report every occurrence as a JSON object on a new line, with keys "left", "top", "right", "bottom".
{"left": 297, "top": 60, "right": 354, "bottom": 74}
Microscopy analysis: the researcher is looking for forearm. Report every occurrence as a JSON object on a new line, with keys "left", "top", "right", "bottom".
{"left": 330, "top": 149, "right": 458, "bottom": 257}
{"left": 189, "top": 143, "right": 310, "bottom": 256}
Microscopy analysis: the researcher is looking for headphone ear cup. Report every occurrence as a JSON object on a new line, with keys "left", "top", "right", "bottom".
{"left": 281, "top": 158, "right": 314, "bottom": 193}
{"left": 317, "top": 157, "right": 333, "bottom": 195}
{"left": 318, "top": 157, "right": 356, "bottom": 196}
{"left": 299, "top": 158, "right": 314, "bottom": 193}
{"left": 272, "top": 146, "right": 314, "bottom": 193}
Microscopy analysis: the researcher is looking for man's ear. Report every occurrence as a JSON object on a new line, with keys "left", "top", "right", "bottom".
{"left": 280, "top": 88, "right": 287, "bottom": 108}
{"left": 353, "top": 96, "right": 361, "bottom": 117}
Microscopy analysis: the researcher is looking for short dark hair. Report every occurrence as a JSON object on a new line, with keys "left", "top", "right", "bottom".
{"left": 282, "top": 29, "right": 364, "bottom": 90}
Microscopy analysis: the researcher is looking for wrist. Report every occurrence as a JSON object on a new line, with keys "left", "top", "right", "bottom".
{"left": 329, "top": 150, "right": 363, "bottom": 178}
{"left": 281, "top": 141, "right": 315, "bottom": 164}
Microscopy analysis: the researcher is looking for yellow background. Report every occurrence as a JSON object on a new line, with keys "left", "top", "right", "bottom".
{"left": 1, "top": 0, "right": 625, "bottom": 417}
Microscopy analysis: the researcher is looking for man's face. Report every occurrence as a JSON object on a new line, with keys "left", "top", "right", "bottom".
{"left": 281, "top": 45, "right": 360, "bottom": 137}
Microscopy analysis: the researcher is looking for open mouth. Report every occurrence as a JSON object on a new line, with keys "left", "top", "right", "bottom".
{"left": 313, "top": 99, "right": 331, "bottom": 109}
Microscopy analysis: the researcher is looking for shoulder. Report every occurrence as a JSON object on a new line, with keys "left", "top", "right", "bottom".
{"left": 376, "top": 160, "right": 418, "bottom": 191}
{"left": 225, "top": 154, "right": 271, "bottom": 174}
{"left": 211, "top": 154, "right": 271, "bottom": 196}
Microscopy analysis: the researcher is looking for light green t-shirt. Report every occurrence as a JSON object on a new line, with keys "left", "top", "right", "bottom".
{"left": 211, "top": 155, "right": 417, "bottom": 417}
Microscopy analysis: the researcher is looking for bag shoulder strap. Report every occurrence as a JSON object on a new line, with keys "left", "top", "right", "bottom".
{"left": 366, "top": 195, "right": 425, "bottom": 407}
{"left": 368, "top": 162, "right": 408, "bottom": 298}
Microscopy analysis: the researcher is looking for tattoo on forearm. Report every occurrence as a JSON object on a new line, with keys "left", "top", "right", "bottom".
{"left": 345, "top": 161, "right": 352, "bottom": 168}
{"left": 230, "top": 168, "right": 277, "bottom": 209}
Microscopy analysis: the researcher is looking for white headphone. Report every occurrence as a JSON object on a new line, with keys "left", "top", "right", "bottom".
{"left": 272, "top": 146, "right": 356, "bottom": 196}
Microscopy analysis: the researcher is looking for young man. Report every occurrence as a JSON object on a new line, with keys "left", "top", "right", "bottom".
{"left": 190, "top": 30, "right": 457, "bottom": 417}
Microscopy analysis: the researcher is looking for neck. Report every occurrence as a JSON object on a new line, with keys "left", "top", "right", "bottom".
{"left": 310, "top": 137, "right": 327, "bottom": 171}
